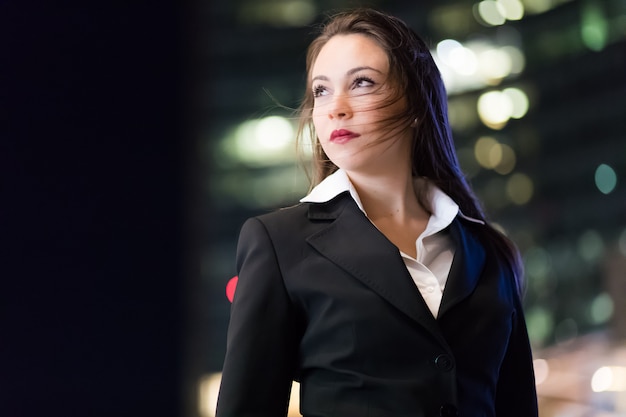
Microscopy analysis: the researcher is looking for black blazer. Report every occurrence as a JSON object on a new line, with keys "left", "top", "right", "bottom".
{"left": 217, "top": 192, "right": 538, "bottom": 417}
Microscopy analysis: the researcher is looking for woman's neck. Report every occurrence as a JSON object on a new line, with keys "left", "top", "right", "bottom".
{"left": 347, "top": 168, "right": 430, "bottom": 258}
{"left": 347, "top": 168, "right": 429, "bottom": 223}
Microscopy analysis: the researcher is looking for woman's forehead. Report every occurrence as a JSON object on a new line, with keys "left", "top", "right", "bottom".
{"left": 311, "top": 34, "right": 389, "bottom": 79}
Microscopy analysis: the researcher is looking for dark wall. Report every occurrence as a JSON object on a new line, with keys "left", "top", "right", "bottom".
{"left": 2, "top": 2, "right": 186, "bottom": 416}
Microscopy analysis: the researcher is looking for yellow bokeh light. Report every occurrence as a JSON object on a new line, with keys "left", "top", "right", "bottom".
{"left": 199, "top": 373, "right": 302, "bottom": 417}
{"left": 199, "top": 373, "right": 221, "bottom": 417}
{"left": 502, "top": 46, "right": 526, "bottom": 74}
{"left": 493, "top": 143, "right": 516, "bottom": 175}
{"left": 434, "top": 39, "right": 526, "bottom": 94}
{"left": 498, "top": 0, "right": 525, "bottom": 20}
{"left": 478, "top": 49, "right": 513, "bottom": 82}
{"left": 450, "top": 46, "right": 478, "bottom": 75}
{"left": 477, "top": 1, "right": 506, "bottom": 26}
{"left": 474, "top": 136, "right": 500, "bottom": 168}
{"left": 255, "top": 116, "right": 293, "bottom": 150}
{"left": 221, "top": 115, "right": 297, "bottom": 167}
{"left": 503, "top": 87, "right": 530, "bottom": 118}
{"left": 506, "top": 172, "right": 534, "bottom": 205}
{"left": 477, "top": 91, "right": 513, "bottom": 129}
{"left": 474, "top": 136, "right": 516, "bottom": 174}
{"left": 488, "top": 142, "right": 503, "bottom": 168}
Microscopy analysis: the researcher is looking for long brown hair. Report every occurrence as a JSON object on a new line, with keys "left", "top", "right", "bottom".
{"left": 296, "top": 8, "right": 525, "bottom": 293}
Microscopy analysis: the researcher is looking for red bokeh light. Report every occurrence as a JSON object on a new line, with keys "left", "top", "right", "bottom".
{"left": 226, "top": 276, "right": 238, "bottom": 303}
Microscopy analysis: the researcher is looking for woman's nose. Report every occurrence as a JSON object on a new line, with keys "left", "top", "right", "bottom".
{"left": 329, "top": 93, "right": 352, "bottom": 119}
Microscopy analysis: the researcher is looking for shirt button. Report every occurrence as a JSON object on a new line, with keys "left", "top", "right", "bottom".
{"left": 434, "top": 354, "right": 454, "bottom": 371}
{"left": 426, "top": 286, "right": 435, "bottom": 293}
{"left": 440, "top": 404, "right": 458, "bottom": 417}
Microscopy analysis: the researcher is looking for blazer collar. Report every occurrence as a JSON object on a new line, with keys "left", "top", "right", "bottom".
{"left": 306, "top": 193, "right": 446, "bottom": 344}
{"left": 306, "top": 193, "right": 487, "bottom": 336}
{"left": 438, "top": 218, "right": 486, "bottom": 318}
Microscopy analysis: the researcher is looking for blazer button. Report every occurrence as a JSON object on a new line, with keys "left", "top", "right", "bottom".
{"left": 434, "top": 354, "right": 454, "bottom": 371}
{"left": 440, "top": 403, "right": 458, "bottom": 417}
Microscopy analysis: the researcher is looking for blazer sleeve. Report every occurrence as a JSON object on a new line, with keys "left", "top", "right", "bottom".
{"left": 216, "top": 217, "right": 300, "bottom": 417}
{"left": 495, "top": 292, "right": 539, "bottom": 417}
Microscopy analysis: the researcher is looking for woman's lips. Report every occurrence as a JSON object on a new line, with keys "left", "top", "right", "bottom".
{"left": 330, "top": 129, "right": 360, "bottom": 144}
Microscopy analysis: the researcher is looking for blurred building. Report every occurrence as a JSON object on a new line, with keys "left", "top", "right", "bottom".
{"left": 184, "top": 0, "right": 626, "bottom": 416}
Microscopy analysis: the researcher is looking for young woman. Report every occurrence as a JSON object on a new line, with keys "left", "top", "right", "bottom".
{"left": 217, "top": 8, "right": 538, "bottom": 417}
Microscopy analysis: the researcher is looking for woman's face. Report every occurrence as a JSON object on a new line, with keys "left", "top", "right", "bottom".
{"left": 311, "top": 33, "right": 412, "bottom": 176}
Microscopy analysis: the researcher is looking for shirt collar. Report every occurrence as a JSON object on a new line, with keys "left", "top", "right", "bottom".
{"left": 300, "top": 169, "right": 484, "bottom": 230}
{"left": 300, "top": 169, "right": 366, "bottom": 212}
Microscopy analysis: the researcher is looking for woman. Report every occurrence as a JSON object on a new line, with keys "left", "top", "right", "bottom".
{"left": 217, "top": 8, "right": 538, "bottom": 417}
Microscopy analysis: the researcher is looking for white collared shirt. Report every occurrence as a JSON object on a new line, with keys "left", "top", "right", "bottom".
{"left": 300, "top": 169, "right": 483, "bottom": 318}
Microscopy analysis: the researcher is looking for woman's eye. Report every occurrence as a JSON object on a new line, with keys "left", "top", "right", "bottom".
{"left": 353, "top": 77, "right": 375, "bottom": 88}
{"left": 312, "top": 85, "right": 328, "bottom": 98}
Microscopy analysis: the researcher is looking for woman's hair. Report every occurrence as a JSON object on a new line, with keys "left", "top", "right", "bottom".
{"left": 296, "top": 8, "right": 525, "bottom": 293}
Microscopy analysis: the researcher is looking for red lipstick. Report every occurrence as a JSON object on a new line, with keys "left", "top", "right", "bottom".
{"left": 330, "top": 129, "right": 360, "bottom": 144}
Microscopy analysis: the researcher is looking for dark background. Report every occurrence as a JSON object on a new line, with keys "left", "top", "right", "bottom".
{"left": 2, "top": 2, "right": 186, "bottom": 416}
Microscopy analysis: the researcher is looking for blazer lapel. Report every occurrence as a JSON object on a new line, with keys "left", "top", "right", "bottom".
{"left": 438, "top": 218, "right": 486, "bottom": 318}
{"left": 305, "top": 193, "right": 443, "bottom": 339}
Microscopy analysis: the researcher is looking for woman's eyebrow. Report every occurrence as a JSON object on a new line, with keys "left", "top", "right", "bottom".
{"left": 311, "top": 66, "right": 383, "bottom": 82}
{"left": 347, "top": 66, "right": 383, "bottom": 76}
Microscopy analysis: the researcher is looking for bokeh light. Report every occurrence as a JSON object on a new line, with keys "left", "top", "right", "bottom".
{"left": 502, "top": 87, "right": 529, "bottom": 118}
{"left": 501, "top": 46, "right": 526, "bottom": 74}
{"left": 493, "top": 143, "right": 516, "bottom": 174}
{"left": 524, "top": 246, "right": 552, "bottom": 283}
{"left": 474, "top": 136, "right": 500, "bottom": 169}
{"left": 477, "top": 90, "right": 513, "bottom": 129}
{"left": 475, "top": 1, "right": 507, "bottom": 26}
{"left": 533, "top": 358, "right": 550, "bottom": 385}
{"left": 506, "top": 172, "right": 534, "bottom": 204}
{"left": 591, "top": 366, "right": 626, "bottom": 392}
{"left": 220, "top": 116, "right": 296, "bottom": 167}
{"left": 434, "top": 40, "right": 526, "bottom": 94}
{"left": 499, "top": 0, "right": 525, "bottom": 20}
{"left": 594, "top": 163, "right": 617, "bottom": 194}
{"left": 526, "top": 306, "right": 555, "bottom": 346}
{"left": 589, "top": 292, "right": 613, "bottom": 325}
{"left": 577, "top": 230, "right": 605, "bottom": 263}
{"left": 581, "top": 1, "right": 608, "bottom": 51}
{"left": 477, "top": 48, "right": 513, "bottom": 82}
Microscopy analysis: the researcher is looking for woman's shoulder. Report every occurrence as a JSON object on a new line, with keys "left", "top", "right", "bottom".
{"left": 241, "top": 193, "right": 352, "bottom": 241}
{"left": 236, "top": 203, "right": 314, "bottom": 252}
{"left": 243, "top": 203, "right": 310, "bottom": 233}
{"left": 258, "top": 202, "right": 308, "bottom": 220}
{"left": 252, "top": 191, "right": 352, "bottom": 227}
